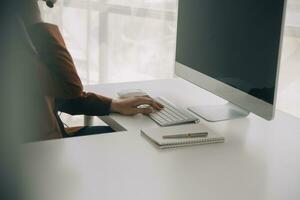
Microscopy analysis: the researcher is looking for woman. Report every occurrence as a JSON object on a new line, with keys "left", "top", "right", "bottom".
{"left": 21, "top": 0, "right": 163, "bottom": 139}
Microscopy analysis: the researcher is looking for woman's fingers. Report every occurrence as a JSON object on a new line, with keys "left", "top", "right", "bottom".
{"left": 130, "top": 107, "right": 153, "bottom": 115}
{"left": 132, "top": 97, "right": 163, "bottom": 110}
{"left": 110, "top": 96, "right": 164, "bottom": 116}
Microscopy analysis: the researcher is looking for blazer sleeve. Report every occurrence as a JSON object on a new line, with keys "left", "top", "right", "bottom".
{"left": 28, "top": 23, "right": 83, "bottom": 99}
{"left": 28, "top": 23, "right": 112, "bottom": 116}
{"left": 56, "top": 92, "right": 112, "bottom": 116}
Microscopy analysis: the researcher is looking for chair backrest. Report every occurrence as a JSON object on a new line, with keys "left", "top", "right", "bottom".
{"left": 17, "top": 17, "right": 38, "bottom": 55}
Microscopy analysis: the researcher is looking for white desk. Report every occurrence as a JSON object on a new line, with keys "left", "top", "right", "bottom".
{"left": 22, "top": 79, "right": 300, "bottom": 200}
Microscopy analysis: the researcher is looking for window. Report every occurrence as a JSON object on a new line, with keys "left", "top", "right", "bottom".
{"left": 39, "top": 0, "right": 178, "bottom": 84}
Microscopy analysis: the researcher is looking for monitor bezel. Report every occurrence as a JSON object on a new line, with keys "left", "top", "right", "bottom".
{"left": 175, "top": 61, "right": 276, "bottom": 120}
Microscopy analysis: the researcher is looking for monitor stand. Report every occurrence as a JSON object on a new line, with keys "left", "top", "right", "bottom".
{"left": 188, "top": 102, "right": 249, "bottom": 122}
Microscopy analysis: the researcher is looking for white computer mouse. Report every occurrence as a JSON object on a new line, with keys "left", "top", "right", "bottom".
{"left": 117, "top": 89, "right": 149, "bottom": 99}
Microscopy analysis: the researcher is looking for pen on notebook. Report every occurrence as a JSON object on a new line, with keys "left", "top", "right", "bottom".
{"left": 162, "top": 132, "right": 208, "bottom": 139}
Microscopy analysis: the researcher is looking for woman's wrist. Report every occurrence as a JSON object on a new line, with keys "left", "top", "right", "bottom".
{"left": 110, "top": 99, "right": 120, "bottom": 113}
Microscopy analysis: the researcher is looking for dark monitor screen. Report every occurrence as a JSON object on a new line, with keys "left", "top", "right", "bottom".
{"left": 176, "top": 0, "right": 285, "bottom": 104}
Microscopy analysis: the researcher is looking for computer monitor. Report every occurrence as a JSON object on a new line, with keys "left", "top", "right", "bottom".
{"left": 175, "top": 0, "right": 287, "bottom": 121}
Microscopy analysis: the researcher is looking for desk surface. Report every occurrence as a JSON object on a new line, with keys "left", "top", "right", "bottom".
{"left": 22, "top": 79, "right": 300, "bottom": 200}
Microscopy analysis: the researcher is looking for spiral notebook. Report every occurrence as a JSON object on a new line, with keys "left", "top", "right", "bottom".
{"left": 141, "top": 124, "right": 224, "bottom": 149}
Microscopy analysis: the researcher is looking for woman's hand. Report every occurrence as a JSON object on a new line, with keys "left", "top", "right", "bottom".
{"left": 110, "top": 97, "right": 164, "bottom": 116}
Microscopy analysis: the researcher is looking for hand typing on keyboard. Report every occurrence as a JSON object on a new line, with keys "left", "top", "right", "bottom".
{"left": 110, "top": 96, "right": 164, "bottom": 116}
{"left": 149, "top": 97, "right": 199, "bottom": 126}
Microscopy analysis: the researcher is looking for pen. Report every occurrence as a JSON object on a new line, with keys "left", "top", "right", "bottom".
{"left": 163, "top": 132, "right": 208, "bottom": 139}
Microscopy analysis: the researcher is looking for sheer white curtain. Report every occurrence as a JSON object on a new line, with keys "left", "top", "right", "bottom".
{"left": 39, "top": 0, "right": 177, "bottom": 84}
{"left": 279, "top": 0, "right": 300, "bottom": 118}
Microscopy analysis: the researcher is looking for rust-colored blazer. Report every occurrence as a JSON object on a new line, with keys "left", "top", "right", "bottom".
{"left": 27, "top": 23, "right": 112, "bottom": 140}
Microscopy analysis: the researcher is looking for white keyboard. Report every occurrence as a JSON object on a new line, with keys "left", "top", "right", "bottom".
{"left": 149, "top": 97, "right": 199, "bottom": 127}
